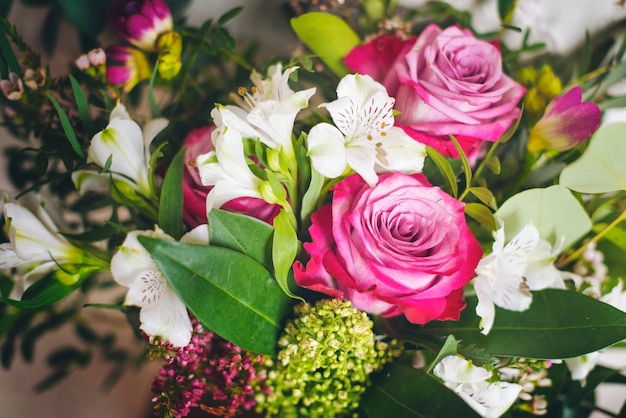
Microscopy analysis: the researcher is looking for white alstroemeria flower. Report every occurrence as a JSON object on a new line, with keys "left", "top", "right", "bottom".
{"left": 434, "top": 355, "right": 523, "bottom": 418}
{"left": 0, "top": 197, "right": 88, "bottom": 296}
{"left": 307, "top": 73, "right": 426, "bottom": 186}
{"left": 474, "top": 222, "right": 565, "bottom": 335}
{"left": 81, "top": 102, "right": 168, "bottom": 198}
{"left": 219, "top": 64, "right": 315, "bottom": 159}
{"left": 196, "top": 106, "right": 266, "bottom": 211}
{"left": 110, "top": 225, "right": 208, "bottom": 347}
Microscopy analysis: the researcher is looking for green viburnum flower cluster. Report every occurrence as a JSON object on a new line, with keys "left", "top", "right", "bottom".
{"left": 257, "top": 299, "right": 402, "bottom": 418}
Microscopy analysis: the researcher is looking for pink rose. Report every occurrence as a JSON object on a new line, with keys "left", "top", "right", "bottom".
{"left": 181, "top": 126, "right": 279, "bottom": 227}
{"left": 294, "top": 172, "right": 483, "bottom": 324}
{"left": 345, "top": 25, "right": 526, "bottom": 157}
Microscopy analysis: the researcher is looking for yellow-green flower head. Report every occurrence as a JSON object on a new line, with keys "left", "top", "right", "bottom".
{"left": 518, "top": 64, "right": 562, "bottom": 122}
{"left": 257, "top": 299, "right": 401, "bottom": 418}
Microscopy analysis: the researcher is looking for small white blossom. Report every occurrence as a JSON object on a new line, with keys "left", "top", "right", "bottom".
{"left": 74, "top": 102, "right": 168, "bottom": 199}
{"left": 1, "top": 196, "right": 88, "bottom": 296}
{"left": 110, "top": 225, "right": 207, "bottom": 347}
{"left": 474, "top": 221, "right": 565, "bottom": 335}
{"left": 434, "top": 355, "right": 523, "bottom": 418}
{"left": 307, "top": 73, "right": 426, "bottom": 186}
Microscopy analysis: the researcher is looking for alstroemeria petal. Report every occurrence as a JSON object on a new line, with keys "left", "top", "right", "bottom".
{"left": 307, "top": 122, "right": 348, "bottom": 178}
{"left": 434, "top": 355, "right": 492, "bottom": 384}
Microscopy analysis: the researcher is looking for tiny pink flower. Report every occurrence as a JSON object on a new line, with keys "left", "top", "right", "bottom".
{"left": 105, "top": 44, "right": 151, "bottom": 92}
{"left": 1, "top": 73, "right": 24, "bottom": 100}
{"left": 527, "top": 86, "right": 601, "bottom": 153}
{"left": 87, "top": 48, "right": 107, "bottom": 66}
{"left": 107, "top": 0, "right": 173, "bottom": 52}
{"left": 75, "top": 54, "right": 91, "bottom": 71}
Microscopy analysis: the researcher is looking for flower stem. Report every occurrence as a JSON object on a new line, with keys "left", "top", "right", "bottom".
{"left": 557, "top": 206, "right": 626, "bottom": 268}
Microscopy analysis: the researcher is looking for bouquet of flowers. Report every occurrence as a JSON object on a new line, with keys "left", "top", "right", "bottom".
{"left": 1, "top": 0, "right": 626, "bottom": 417}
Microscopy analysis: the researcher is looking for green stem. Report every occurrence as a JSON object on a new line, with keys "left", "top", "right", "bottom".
{"left": 557, "top": 206, "right": 626, "bottom": 268}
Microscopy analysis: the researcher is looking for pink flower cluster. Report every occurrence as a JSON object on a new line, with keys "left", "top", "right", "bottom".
{"left": 150, "top": 319, "right": 266, "bottom": 418}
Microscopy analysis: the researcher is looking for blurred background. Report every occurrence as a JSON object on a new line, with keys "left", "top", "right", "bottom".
{"left": 1, "top": 0, "right": 625, "bottom": 417}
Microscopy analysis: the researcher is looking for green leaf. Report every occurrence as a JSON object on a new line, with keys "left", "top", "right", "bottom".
{"left": 0, "top": 274, "right": 82, "bottom": 309}
{"left": 58, "top": 0, "right": 112, "bottom": 36}
{"left": 159, "top": 146, "right": 185, "bottom": 240}
{"left": 300, "top": 167, "right": 325, "bottom": 224}
{"left": 208, "top": 209, "right": 273, "bottom": 269}
{"left": 398, "top": 289, "right": 626, "bottom": 359}
{"left": 495, "top": 185, "right": 592, "bottom": 249}
{"left": 138, "top": 237, "right": 291, "bottom": 355}
{"left": 464, "top": 202, "right": 496, "bottom": 231}
{"left": 426, "top": 334, "right": 458, "bottom": 374}
{"left": 69, "top": 75, "right": 95, "bottom": 138}
{"left": 272, "top": 210, "right": 302, "bottom": 299}
{"left": 468, "top": 187, "right": 497, "bottom": 210}
{"left": 0, "top": 18, "right": 21, "bottom": 76}
{"left": 560, "top": 122, "right": 626, "bottom": 194}
{"left": 426, "top": 146, "right": 458, "bottom": 197}
{"left": 449, "top": 134, "right": 471, "bottom": 189}
{"left": 290, "top": 12, "right": 360, "bottom": 77}
{"left": 565, "top": 365, "right": 623, "bottom": 407}
{"left": 362, "top": 363, "right": 481, "bottom": 418}
{"left": 497, "top": 0, "right": 517, "bottom": 23}
{"left": 217, "top": 6, "right": 243, "bottom": 26}
{"left": 46, "top": 92, "right": 85, "bottom": 160}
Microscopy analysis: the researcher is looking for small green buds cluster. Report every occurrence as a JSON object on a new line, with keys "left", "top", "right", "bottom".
{"left": 517, "top": 64, "right": 563, "bottom": 123}
{"left": 257, "top": 299, "right": 401, "bottom": 418}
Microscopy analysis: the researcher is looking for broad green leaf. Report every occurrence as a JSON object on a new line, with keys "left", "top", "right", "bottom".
{"left": 495, "top": 185, "right": 591, "bottom": 249}
{"left": 159, "top": 146, "right": 185, "bottom": 240}
{"left": 391, "top": 289, "right": 626, "bottom": 359}
{"left": 272, "top": 210, "right": 302, "bottom": 299}
{"left": 58, "top": 0, "right": 112, "bottom": 35}
{"left": 464, "top": 202, "right": 496, "bottom": 231}
{"left": 46, "top": 92, "right": 85, "bottom": 160}
{"left": 565, "top": 365, "right": 623, "bottom": 407}
{"left": 426, "top": 146, "right": 458, "bottom": 197}
{"left": 0, "top": 273, "right": 82, "bottom": 309}
{"left": 208, "top": 209, "right": 273, "bottom": 269}
{"left": 362, "top": 363, "right": 481, "bottom": 418}
{"left": 139, "top": 237, "right": 291, "bottom": 355}
{"left": 69, "top": 75, "right": 95, "bottom": 137}
{"left": 290, "top": 12, "right": 360, "bottom": 77}
{"left": 560, "top": 122, "right": 626, "bottom": 193}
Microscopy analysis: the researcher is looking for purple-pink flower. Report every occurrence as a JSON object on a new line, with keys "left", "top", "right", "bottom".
{"left": 294, "top": 172, "right": 483, "bottom": 325}
{"left": 527, "top": 86, "right": 601, "bottom": 153}
{"left": 105, "top": 44, "right": 151, "bottom": 92}
{"left": 107, "top": 0, "right": 173, "bottom": 52}
{"left": 345, "top": 25, "right": 526, "bottom": 158}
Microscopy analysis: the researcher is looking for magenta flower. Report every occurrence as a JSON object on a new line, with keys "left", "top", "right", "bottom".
{"left": 107, "top": 0, "right": 173, "bottom": 52}
{"left": 527, "top": 86, "right": 601, "bottom": 153}
{"left": 105, "top": 44, "right": 151, "bottom": 92}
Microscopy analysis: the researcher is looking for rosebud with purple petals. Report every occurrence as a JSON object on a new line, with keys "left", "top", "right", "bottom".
{"left": 107, "top": 0, "right": 173, "bottom": 52}
{"left": 105, "top": 44, "right": 151, "bottom": 93}
{"left": 527, "top": 87, "right": 601, "bottom": 153}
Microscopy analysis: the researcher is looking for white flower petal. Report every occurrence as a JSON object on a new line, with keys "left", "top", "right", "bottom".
{"left": 375, "top": 126, "right": 426, "bottom": 174}
{"left": 181, "top": 224, "right": 209, "bottom": 245}
{"left": 4, "top": 202, "right": 77, "bottom": 264}
{"left": 307, "top": 122, "right": 348, "bottom": 178}
{"left": 434, "top": 355, "right": 492, "bottom": 384}
{"left": 138, "top": 288, "right": 192, "bottom": 347}
{"left": 71, "top": 170, "right": 111, "bottom": 195}
{"left": 346, "top": 142, "right": 378, "bottom": 186}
